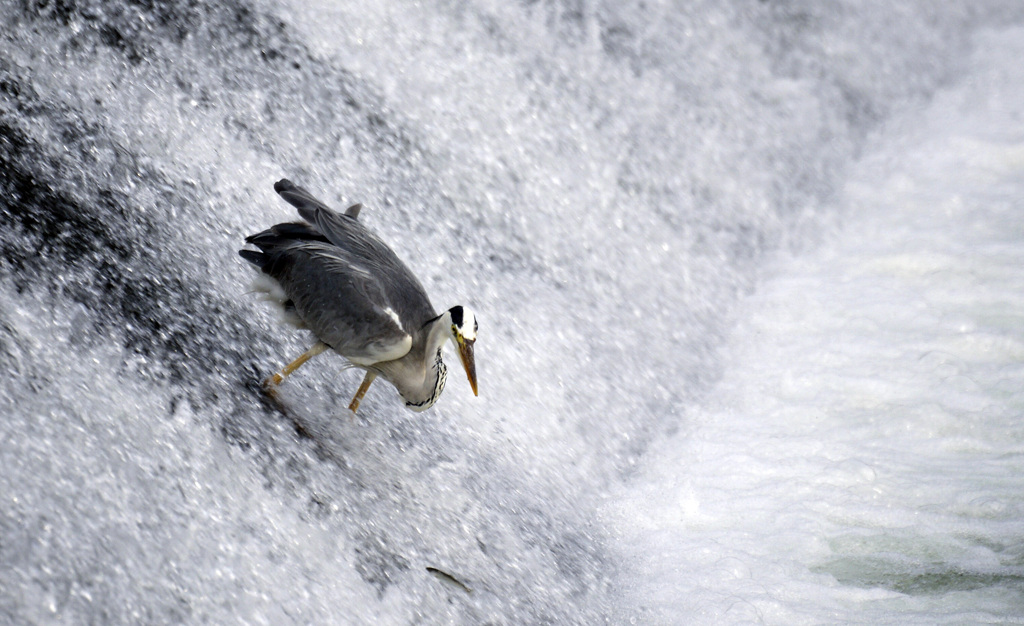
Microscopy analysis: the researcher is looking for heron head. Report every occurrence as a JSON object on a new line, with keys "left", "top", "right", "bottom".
{"left": 447, "top": 305, "right": 478, "bottom": 396}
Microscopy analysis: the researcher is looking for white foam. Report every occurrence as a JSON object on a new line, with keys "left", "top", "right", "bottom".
{"left": 607, "top": 27, "right": 1024, "bottom": 623}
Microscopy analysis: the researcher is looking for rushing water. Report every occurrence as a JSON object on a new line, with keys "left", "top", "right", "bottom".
{"left": 607, "top": 27, "right": 1024, "bottom": 623}
{"left": 1, "top": 2, "right": 1022, "bottom": 624}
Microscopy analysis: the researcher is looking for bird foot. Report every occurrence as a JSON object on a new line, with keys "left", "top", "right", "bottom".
{"left": 261, "top": 375, "right": 283, "bottom": 399}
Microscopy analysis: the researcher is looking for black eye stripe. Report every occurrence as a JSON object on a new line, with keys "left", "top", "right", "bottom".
{"left": 449, "top": 305, "right": 464, "bottom": 327}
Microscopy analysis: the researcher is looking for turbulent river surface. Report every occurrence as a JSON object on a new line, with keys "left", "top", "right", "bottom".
{"left": 2, "top": 1, "right": 1023, "bottom": 624}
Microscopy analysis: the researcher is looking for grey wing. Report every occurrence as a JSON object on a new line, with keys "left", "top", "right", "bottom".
{"left": 271, "top": 242, "right": 412, "bottom": 365}
{"left": 274, "top": 179, "right": 437, "bottom": 327}
{"left": 275, "top": 178, "right": 361, "bottom": 220}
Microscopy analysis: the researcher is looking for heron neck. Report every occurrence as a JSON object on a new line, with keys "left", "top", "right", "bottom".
{"left": 389, "top": 313, "right": 452, "bottom": 411}
{"left": 398, "top": 319, "right": 447, "bottom": 411}
{"left": 424, "top": 312, "right": 453, "bottom": 357}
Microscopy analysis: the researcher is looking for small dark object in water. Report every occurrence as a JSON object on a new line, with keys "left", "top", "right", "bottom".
{"left": 426, "top": 566, "right": 472, "bottom": 594}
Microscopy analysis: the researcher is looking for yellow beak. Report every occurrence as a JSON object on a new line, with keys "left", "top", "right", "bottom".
{"left": 457, "top": 337, "right": 478, "bottom": 396}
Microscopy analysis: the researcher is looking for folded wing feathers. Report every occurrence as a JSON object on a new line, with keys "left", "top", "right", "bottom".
{"left": 273, "top": 178, "right": 362, "bottom": 224}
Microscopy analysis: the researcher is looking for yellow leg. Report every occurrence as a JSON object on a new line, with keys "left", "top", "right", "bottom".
{"left": 264, "top": 342, "right": 329, "bottom": 388}
{"left": 348, "top": 371, "right": 378, "bottom": 413}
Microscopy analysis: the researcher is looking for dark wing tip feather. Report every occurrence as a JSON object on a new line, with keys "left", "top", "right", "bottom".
{"left": 238, "top": 248, "right": 266, "bottom": 269}
{"left": 273, "top": 178, "right": 333, "bottom": 224}
{"left": 345, "top": 203, "right": 362, "bottom": 219}
{"left": 243, "top": 223, "right": 331, "bottom": 253}
{"left": 245, "top": 230, "right": 279, "bottom": 249}
{"left": 243, "top": 230, "right": 268, "bottom": 245}
{"left": 272, "top": 222, "right": 330, "bottom": 243}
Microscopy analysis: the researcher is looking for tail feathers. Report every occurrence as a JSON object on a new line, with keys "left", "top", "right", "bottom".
{"left": 241, "top": 220, "right": 333, "bottom": 274}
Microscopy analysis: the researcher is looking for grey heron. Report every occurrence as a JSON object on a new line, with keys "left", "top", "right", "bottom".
{"left": 240, "top": 179, "right": 478, "bottom": 413}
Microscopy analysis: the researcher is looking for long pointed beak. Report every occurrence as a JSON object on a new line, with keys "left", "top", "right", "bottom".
{"left": 457, "top": 338, "right": 478, "bottom": 396}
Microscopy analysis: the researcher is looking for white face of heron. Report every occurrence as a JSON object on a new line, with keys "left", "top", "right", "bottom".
{"left": 448, "top": 305, "right": 479, "bottom": 397}
{"left": 448, "top": 305, "right": 478, "bottom": 342}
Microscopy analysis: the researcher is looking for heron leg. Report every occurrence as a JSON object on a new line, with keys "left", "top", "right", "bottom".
{"left": 264, "top": 341, "right": 329, "bottom": 388}
{"left": 348, "top": 371, "right": 377, "bottom": 413}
